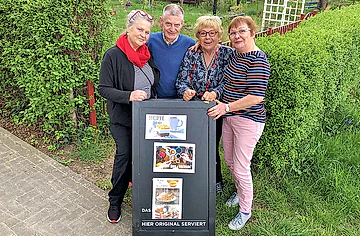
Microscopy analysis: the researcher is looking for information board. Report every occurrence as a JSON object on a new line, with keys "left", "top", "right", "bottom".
{"left": 132, "top": 99, "right": 216, "bottom": 236}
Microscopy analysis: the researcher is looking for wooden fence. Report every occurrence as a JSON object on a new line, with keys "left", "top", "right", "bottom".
{"left": 256, "top": 11, "right": 318, "bottom": 37}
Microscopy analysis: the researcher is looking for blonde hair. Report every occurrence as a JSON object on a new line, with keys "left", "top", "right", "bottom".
{"left": 193, "top": 15, "right": 223, "bottom": 39}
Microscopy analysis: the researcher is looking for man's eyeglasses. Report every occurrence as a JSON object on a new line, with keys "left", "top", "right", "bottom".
{"left": 228, "top": 28, "right": 251, "bottom": 37}
{"left": 198, "top": 30, "right": 218, "bottom": 37}
{"left": 128, "top": 10, "right": 154, "bottom": 23}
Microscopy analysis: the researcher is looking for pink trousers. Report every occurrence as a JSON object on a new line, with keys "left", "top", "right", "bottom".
{"left": 222, "top": 116, "right": 265, "bottom": 213}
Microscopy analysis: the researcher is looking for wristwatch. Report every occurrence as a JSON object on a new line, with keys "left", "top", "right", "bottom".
{"left": 225, "top": 104, "right": 230, "bottom": 113}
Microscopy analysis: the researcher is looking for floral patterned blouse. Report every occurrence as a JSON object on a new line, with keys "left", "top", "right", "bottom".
{"left": 175, "top": 45, "right": 234, "bottom": 100}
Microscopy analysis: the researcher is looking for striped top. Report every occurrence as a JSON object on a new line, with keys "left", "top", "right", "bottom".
{"left": 222, "top": 50, "right": 270, "bottom": 123}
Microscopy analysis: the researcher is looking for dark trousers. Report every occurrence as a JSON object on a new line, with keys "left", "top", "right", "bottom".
{"left": 216, "top": 118, "right": 223, "bottom": 184}
{"left": 108, "top": 123, "right": 132, "bottom": 207}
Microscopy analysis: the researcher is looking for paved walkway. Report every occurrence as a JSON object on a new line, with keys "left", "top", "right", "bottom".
{"left": 0, "top": 127, "right": 132, "bottom": 236}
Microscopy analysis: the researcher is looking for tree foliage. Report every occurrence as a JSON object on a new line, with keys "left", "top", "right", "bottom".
{"left": 0, "top": 0, "right": 113, "bottom": 142}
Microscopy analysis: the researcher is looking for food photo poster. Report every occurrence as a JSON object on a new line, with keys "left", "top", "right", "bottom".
{"left": 152, "top": 178, "right": 183, "bottom": 220}
{"left": 145, "top": 114, "right": 187, "bottom": 140}
{"left": 153, "top": 142, "right": 195, "bottom": 173}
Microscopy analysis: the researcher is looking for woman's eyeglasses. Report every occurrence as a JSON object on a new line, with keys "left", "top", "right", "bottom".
{"left": 198, "top": 30, "right": 218, "bottom": 37}
{"left": 128, "top": 10, "right": 154, "bottom": 23}
{"left": 228, "top": 28, "right": 251, "bottom": 37}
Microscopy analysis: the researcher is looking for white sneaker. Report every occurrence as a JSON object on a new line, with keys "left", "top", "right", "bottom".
{"left": 228, "top": 211, "right": 251, "bottom": 230}
{"left": 225, "top": 192, "right": 239, "bottom": 207}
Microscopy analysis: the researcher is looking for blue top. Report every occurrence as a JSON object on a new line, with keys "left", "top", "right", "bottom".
{"left": 175, "top": 45, "right": 233, "bottom": 99}
{"left": 147, "top": 32, "right": 195, "bottom": 98}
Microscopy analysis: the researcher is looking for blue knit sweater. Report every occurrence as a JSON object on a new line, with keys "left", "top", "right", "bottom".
{"left": 147, "top": 32, "right": 195, "bottom": 98}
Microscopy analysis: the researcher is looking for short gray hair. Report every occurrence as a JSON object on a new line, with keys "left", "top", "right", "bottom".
{"left": 127, "top": 10, "right": 154, "bottom": 27}
{"left": 162, "top": 4, "right": 184, "bottom": 20}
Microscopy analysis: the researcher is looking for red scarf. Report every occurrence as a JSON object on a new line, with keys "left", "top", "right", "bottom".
{"left": 116, "top": 34, "right": 150, "bottom": 68}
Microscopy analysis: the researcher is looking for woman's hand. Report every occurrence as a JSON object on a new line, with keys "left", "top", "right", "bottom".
{"left": 130, "top": 90, "right": 147, "bottom": 101}
{"left": 207, "top": 100, "right": 227, "bottom": 120}
{"left": 183, "top": 89, "right": 196, "bottom": 101}
{"left": 201, "top": 91, "right": 217, "bottom": 102}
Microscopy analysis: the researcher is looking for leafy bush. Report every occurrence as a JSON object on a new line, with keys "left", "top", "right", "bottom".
{"left": 254, "top": 4, "right": 360, "bottom": 174}
{"left": 0, "top": 0, "right": 113, "bottom": 143}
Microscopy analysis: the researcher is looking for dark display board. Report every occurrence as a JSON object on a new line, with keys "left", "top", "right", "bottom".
{"left": 132, "top": 99, "right": 216, "bottom": 236}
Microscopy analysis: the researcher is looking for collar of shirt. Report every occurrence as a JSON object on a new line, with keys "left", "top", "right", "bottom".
{"left": 162, "top": 33, "right": 179, "bottom": 46}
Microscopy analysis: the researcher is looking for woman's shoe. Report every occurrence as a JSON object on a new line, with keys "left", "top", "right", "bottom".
{"left": 225, "top": 192, "right": 239, "bottom": 207}
{"left": 228, "top": 211, "right": 251, "bottom": 230}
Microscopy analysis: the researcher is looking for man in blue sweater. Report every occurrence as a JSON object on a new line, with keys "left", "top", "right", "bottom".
{"left": 147, "top": 4, "right": 195, "bottom": 98}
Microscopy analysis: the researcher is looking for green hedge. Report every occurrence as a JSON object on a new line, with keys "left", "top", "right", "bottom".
{"left": 0, "top": 0, "right": 113, "bottom": 141}
{"left": 255, "top": 4, "right": 360, "bottom": 174}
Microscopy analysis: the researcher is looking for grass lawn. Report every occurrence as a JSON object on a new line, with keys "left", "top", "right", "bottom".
{"left": 216, "top": 127, "right": 360, "bottom": 235}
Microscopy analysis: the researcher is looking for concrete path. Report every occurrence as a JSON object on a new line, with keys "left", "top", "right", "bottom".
{"left": 0, "top": 127, "right": 132, "bottom": 236}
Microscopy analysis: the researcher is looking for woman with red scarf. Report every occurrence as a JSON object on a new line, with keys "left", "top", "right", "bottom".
{"left": 98, "top": 10, "right": 160, "bottom": 223}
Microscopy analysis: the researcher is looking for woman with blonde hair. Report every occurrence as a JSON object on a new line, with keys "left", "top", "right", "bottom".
{"left": 176, "top": 15, "right": 233, "bottom": 194}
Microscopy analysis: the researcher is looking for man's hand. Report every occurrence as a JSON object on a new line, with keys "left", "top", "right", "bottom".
{"left": 188, "top": 42, "right": 200, "bottom": 51}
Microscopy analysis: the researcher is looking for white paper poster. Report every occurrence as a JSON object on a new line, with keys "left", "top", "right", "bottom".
{"left": 152, "top": 178, "right": 183, "bottom": 220}
{"left": 153, "top": 142, "right": 195, "bottom": 173}
{"left": 145, "top": 114, "right": 187, "bottom": 140}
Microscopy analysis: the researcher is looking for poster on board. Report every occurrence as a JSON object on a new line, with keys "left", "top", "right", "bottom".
{"left": 152, "top": 178, "right": 183, "bottom": 220}
{"left": 145, "top": 114, "right": 187, "bottom": 140}
{"left": 153, "top": 142, "right": 195, "bottom": 173}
